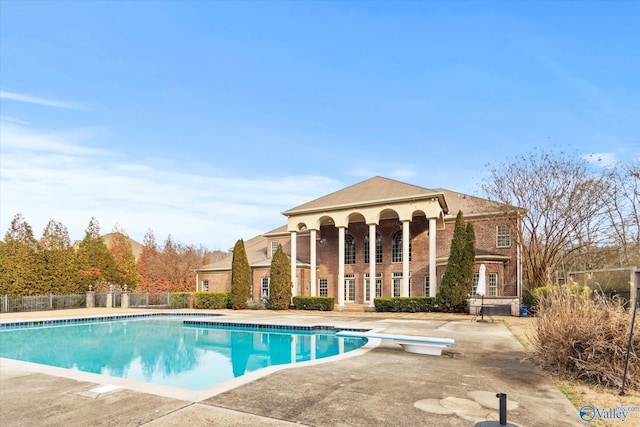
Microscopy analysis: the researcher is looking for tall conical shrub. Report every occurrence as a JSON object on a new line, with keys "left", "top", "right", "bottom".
{"left": 269, "top": 244, "right": 291, "bottom": 310}
{"left": 437, "top": 210, "right": 473, "bottom": 312}
{"left": 230, "top": 239, "right": 252, "bottom": 309}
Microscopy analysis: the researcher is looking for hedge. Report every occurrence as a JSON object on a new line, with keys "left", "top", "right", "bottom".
{"left": 170, "top": 292, "right": 194, "bottom": 308}
{"left": 292, "top": 296, "right": 335, "bottom": 311}
{"left": 374, "top": 297, "right": 436, "bottom": 312}
{"left": 194, "top": 292, "right": 230, "bottom": 309}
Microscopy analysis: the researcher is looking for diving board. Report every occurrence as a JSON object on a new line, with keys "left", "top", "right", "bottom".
{"left": 336, "top": 331, "right": 454, "bottom": 356}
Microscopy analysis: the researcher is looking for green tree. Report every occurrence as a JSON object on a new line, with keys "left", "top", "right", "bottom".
{"left": 437, "top": 211, "right": 473, "bottom": 312}
{"left": 108, "top": 225, "right": 141, "bottom": 290}
{"left": 75, "top": 218, "right": 118, "bottom": 291}
{"left": 40, "top": 219, "right": 80, "bottom": 294}
{"left": 269, "top": 244, "right": 291, "bottom": 310}
{"left": 230, "top": 239, "right": 252, "bottom": 309}
{"left": 0, "top": 214, "right": 43, "bottom": 295}
{"left": 463, "top": 222, "right": 476, "bottom": 288}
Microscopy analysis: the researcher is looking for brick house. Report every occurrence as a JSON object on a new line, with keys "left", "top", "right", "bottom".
{"left": 195, "top": 176, "right": 523, "bottom": 313}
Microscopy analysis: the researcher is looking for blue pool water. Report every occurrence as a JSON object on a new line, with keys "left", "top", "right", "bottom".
{"left": 0, "top": 315, "right": 366, "bottom": 390}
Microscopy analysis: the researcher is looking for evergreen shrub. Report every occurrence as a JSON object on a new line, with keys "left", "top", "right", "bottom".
{"left": 194, "top": 292, "right": 230, "bottom": 309}
{"left": 292, "top": 296, "right": 334, "bottom": 311}
{"left": 374, "top": 297, "right": 436, "bottom": 312}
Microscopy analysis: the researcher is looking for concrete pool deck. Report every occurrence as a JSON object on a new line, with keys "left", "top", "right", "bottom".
{"left": 0, "top": 308, "right": 583, "bottom": 426}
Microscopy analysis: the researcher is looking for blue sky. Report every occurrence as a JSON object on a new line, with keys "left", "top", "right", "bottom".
{"left": 1, "top": 1, "right": 639, "bottom": 250}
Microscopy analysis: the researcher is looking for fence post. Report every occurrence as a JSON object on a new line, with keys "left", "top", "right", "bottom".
{"left": 106, "top": 285, "right": 113, "bottom": 309}
{"left": 86, "top": 288, "right": 95, "bottom": 308}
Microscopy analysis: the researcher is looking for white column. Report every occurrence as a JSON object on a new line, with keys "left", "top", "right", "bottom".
{"left": 402, "top": 220, "right": 410, "bottom": 297}
{"left": 338, "top": 226, "right": 345, "bottom": 307}
{"left": 195, "top": 272, "right": 199, "bottom": 292}
{"left": 310, "top": 229, "right": 317, "bottom": 296}
{"left": 429, "top": 218, "right": 437, "bottom": 298}
{"left": 290, "top": 231, "right": 297, "bottom": 296}
{"left": 368, "top": 223, "right": 376, "bottom": 307}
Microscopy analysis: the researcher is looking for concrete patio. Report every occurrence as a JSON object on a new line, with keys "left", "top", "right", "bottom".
{"left": 0, "top": 309, "right": 583, "bottom": 426}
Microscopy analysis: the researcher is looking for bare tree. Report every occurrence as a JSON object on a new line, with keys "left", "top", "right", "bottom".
{"left": 481, "top": 149, "right": 612, "bottom": 291}
{"left": 605, "top": 159, "right": 640, "bottom": 266}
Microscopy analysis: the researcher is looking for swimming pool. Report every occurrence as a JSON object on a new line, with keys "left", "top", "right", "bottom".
{"left": 0, "top": 314, "right": 367, "bottom": 392}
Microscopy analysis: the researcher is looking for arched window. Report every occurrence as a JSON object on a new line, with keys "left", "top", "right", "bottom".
{"left": 345, "top": 234, "right": 356, "bottom": 264}
{"left": 391, "top": 230, "right": 412, "bottom": 262}
{"left": 364, "top": 233, "right": 382, "bottom": 263}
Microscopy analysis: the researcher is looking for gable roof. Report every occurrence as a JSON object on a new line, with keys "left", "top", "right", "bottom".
{"left": 283, "top": 176, "right": 448, "bottom": 215}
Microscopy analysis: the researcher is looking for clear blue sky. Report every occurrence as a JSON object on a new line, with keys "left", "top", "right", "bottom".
{"left": 1, "top": 1, "right": 638, "bottom": 250}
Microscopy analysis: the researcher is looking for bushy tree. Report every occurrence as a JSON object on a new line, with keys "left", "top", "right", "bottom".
{"left": 137, "top": 230, "right": 210, "bottom": 292}
{"left": 269, "top": 244, "right": 291, "bottom": 310}
{"left": 137, "top": 229, "right": 165, "bottom": 291}
{"left": 0, "top": 214, "right": 43, "bottom": 295}
{"left": 230, "top": 239, "right": 252, "bottom": 309}
{"left": 437, "top": 211, "right": 474, "bottom": 312}
{"left": 40, "top": 219, "right": 80, "bottom": 294}
{"left": 75, "top": 218, "right": 118, "bottom": 291}
{"left": 108, "top": 225, "right": 141, "bottom": 290}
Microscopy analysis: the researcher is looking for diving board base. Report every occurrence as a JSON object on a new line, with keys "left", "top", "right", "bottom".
{"left": 336, "top": 331, "right": 454, "bottom": 356}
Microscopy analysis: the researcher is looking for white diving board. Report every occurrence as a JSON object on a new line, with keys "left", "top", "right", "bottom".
{"left": 336, "top": 330, "right": 454, "bottom": 356}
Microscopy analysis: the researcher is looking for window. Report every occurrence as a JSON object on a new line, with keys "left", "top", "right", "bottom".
{"left": 345, "top": 235, "right": 356, "bottom": 264}
{"left": 364, "top": 273, "right": 382, "bottom": 301}
{"left": 392, "top": 272, "right": 402, "bottom": 297}
{"left": 319, "top": 278, "right": 328, "bottom": 297}
{"left": 271, "top": 241, "right": 279, "bottom": 257}
{"left": 202, "top": 279, "right": 209, "bottom": 292}
{"left": 344, "top": 274, "right": 355, "bottom": 301}
{"left": 489, "top": 273, "right": 498, "bottom": 296}
{"left": 472, "top": 273, "right": 479, "bottom": 295}
{"left": 261, "top": 277, "right": 270, "bottom": 299}
{"left": 424, "top": 276, "right": 430, "bottom": 297}
{"left": 391, "top": 230, "right": 412, "bottom": 263}
{"left": 392, "top": 272, "right": 412, "bottom": 296}
{"left": 496, "top": 225, "right": 511, "bottom": 248}
{"left": 364, "top": 233, "right": 383, "bottom": 264}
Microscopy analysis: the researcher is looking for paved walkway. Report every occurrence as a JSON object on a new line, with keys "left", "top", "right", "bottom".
{"left": 0, "top": 309, "right": 583, "bottom": 426}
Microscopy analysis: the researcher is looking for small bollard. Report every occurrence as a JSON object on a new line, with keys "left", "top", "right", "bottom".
{"left": 474, "top": 393, "right": 519, "bottom": 427}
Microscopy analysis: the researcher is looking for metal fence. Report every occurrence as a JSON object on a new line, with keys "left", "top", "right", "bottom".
{"left": 128, "top": 292, "right": 171, "bottom": 308}
{"left": 1, "top": 294, "right": 86, "bottom": 313}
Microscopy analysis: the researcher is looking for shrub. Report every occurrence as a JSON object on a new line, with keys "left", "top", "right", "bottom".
{"left": 247, "top": 299, "right": 265, "bottom": 310}
{"left": 269, "top": 245, "right": 291, "bottom": 310}
{"left": 530, "top": 284, "right": 591, "bottom": 307}
{"left": 230, "top": 239, "right": 252, "bottom": 309}
{"left": 292, "top": 296, "right": 334, "bottom": 311}
{"left": 193, "top": 292, "right": 230, "bottom": 309}
{"left": 531, "top": 286, "right": 639, "bottom": 391}
{"left": 374, "top": 297, "right": 436, "bottom": 313}
{"left": 170, "top": 292, "right": 194, "bottom": 308}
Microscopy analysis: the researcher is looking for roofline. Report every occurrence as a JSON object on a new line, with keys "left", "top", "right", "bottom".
{"left": 282, "top": 192, "right": 449, "bottom": 216}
